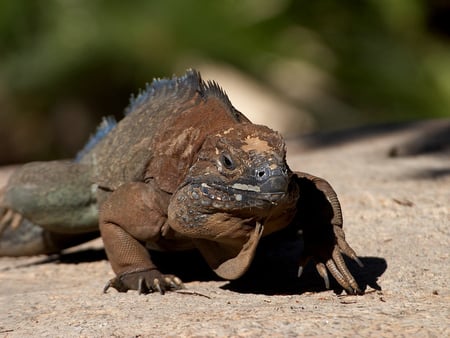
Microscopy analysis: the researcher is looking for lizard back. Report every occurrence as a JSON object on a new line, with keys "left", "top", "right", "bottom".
{"left": 79, "top": 69, "right": 250, "bottom": 195}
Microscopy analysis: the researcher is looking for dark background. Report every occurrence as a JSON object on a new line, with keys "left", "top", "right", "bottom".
{"left": 0, "top": 0, "right": 449, "bottom": 164}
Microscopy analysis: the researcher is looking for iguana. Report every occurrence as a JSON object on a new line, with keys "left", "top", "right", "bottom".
{"left": 0, "top": 69, "right": 363, "bottom": 294}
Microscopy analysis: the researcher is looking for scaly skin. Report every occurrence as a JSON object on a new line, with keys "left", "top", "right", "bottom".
{"left": 0, "top": 69, "right": 363, "bottom": 295}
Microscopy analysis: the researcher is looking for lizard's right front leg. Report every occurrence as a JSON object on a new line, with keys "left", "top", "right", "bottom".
{"left": 100, "top": 181, "right": 184, "bottom": 294}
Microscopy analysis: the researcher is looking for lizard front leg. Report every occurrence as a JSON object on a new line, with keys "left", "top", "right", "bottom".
{"left": 100, "top": 181, "right": 183, "bottom": 294}
{"left": 294, "top": 172, "right": 363, "bottom": 295}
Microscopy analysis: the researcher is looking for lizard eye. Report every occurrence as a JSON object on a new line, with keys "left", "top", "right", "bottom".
{"left": 221, "top": 153, "right": 235, "bottom": 170}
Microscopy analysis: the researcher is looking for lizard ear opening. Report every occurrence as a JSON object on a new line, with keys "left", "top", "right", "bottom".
{"left": 192, "top": 222, "right": 264, "bottom": 280}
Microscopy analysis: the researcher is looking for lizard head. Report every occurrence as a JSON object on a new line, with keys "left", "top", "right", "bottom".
{"left": 169, "top": 123, "right": 297, "bottom": 280}
{"left": 183, "top": 123, "right": 291, "bottom": 215}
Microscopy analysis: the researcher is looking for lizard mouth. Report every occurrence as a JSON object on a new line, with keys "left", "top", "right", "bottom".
{"left": 201, "top": 176, "right": 288, "bottom": 205}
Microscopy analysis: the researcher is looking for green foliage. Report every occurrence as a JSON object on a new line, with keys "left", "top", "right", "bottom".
{"left": 0, "top": 0, "right": 449, "bottom": 162}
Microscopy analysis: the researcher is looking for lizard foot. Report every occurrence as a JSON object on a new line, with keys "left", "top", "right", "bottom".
{"left": 298, "top": 225, "right": 363, "bottom": 295}
{"left": 0, "top": 207, "right": 23, "bottom": 236}
{"left": 103, "top": 269, "right": 184, "bottom": 295}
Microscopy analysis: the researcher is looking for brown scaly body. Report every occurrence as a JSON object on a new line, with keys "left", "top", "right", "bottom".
{"left": 0, "top": 69, "right": 362, "bottom": 294}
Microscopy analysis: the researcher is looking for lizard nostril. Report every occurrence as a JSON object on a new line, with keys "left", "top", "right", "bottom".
{"left": 255, "top": 167, "right": 270, "bottom": 180}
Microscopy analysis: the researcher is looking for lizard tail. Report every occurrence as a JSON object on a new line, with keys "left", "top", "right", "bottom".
{"left": 0, "top": 209, "right": 99, "bottom": 256}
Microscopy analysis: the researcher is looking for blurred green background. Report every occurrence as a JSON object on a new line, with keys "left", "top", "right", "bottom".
{"left": 0, "top": 0, "right": 449, "bottom": 164}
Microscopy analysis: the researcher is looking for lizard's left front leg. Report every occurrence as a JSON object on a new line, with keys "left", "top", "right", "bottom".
{"left": 294, "top": 172, "right": 363, "bottom": 295}
{"left": 100, "top": 181, "right": 183, "bottom": 294}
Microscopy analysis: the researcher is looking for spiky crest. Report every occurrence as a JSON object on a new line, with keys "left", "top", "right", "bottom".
{"left": 75, "top": 69, "right": 242, "bottom": 161}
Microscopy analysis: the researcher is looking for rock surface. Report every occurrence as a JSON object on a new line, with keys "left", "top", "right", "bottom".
{"left": 1, "top": 120, "right": 449, "bottom": 337}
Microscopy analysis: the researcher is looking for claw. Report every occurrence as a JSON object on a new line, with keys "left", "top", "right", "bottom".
{"left": 103, "top": 280, "right": 113, "bottom": 293}
{"left": 164, "top": 276, "right": 176, "bottom": 289}
{"left": 173, "top": 276, "right": 184, "bottom": 287}
{"left": 1, "top": 208, "right": 13, "bottom": 224}
{"left": 315, "top": 262, "right": 330, "bottom": 289}
{"left": 297, "top": 254, "right": 310, "bottom": 279}
{"left": 353, "top": 256, "right": 364, "bottom": 268}
{"left": 0, "top": 209, "right": 13, "bottom": 236}
{"left": 0, "top": 208, "right": 24, "bottom": 236}
{"left": 154, "top": 278, "right": 164, "bottom": 295}
{"left": 167, "top": 276, "right": 185, "bottom": 290}
{"left": 138, "top": 277, "right": 150, "bottom": 295}
{"left": 10, "top": 212, "right": 22, "bottom": 229}
{"left": 334, "top": 225, "right": 359, "bottom": 262}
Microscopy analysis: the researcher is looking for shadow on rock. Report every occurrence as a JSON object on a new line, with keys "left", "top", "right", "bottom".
{"left": 0, "top": 247, "right": 107, "bottom": 271}
{"left": 151, "top": 249, "right": 221, "bottom": 282}
{"left": 58, "top": 248, "right": 107, "bottom": 263}
{"left": 5, "top": 242, "right": 387, "bottom": 296}
{"left": 222, "top": 256, "right": 387, "bottom": 296}
{"left": 298, "top": 119, "right": 450, "bottom": 157}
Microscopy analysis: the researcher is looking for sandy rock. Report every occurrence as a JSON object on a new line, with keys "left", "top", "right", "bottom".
{"left": 0, "top": 120, "right": 449, "bottom": 337}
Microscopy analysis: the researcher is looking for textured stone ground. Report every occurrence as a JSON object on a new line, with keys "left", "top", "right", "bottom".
{"left": 1, "top": 120, "right": 449, "bottom": 337}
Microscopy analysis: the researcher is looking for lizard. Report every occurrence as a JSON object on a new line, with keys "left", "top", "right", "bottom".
{"left": 0, "top": 69, "right": 363, "bottom": 295}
